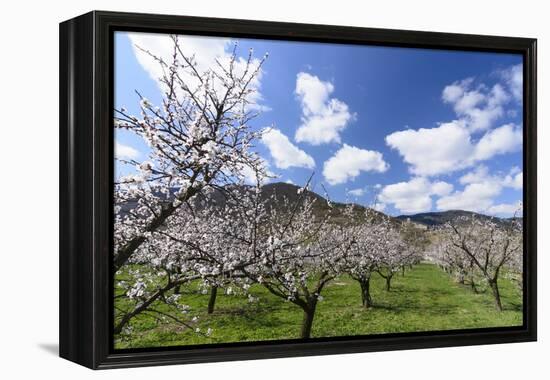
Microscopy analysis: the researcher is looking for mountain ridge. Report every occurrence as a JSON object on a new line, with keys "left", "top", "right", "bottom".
{"left": 396, "top": 210, "right": 521, "bottom": 226}
{"left": 262, "top": 183, "right": 518, "bottom": 227}
{"left": 119, "top": 181, "right": 517, "bottom": 227}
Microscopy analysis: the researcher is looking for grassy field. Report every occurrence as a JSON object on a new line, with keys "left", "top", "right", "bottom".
{"left": 114, "top": 263, "right": 522, "bottom": 349}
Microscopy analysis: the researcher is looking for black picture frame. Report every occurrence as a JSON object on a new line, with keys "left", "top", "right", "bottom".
{"left": 59, "top": 10, "right": 537, "bottom": 369}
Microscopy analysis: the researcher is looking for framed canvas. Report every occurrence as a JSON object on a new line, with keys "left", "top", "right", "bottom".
{"left": 59, "top": 11, "right": 537, "bottom": 369}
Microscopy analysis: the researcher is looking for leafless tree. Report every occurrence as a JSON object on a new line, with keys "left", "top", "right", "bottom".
{"left": 114, "top": 35, "right": 268, "bottom": 271}
{"left": 439, "top": 215, "right": 522, "bottom": 311}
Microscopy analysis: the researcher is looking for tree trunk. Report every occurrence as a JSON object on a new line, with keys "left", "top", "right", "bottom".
{"left": 173, "top": 284, "right": 181, "bottom": 294}
{"left": 207, "top": 285, "right": 218, "bottom": 314}
{"left": 489, "top": 279, "right": 503, "bottom": 311}
{"left": 401, "top": 267, "right": 406, "bottom": 277}
{"left": 385, "top": 275, "right": 392, "bottom": 291}
{"left": 470, "top": 278, "right": 478, "bottom": 293}
{"left": 359, "top": 279, "right": 373, "bottom": 308}
{"left": 300, "top": 300, "right": 318, "bottom": 339}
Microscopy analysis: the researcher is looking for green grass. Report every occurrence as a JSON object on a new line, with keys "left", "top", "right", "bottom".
{"left": 114, "top": 263, "right": 522, "bottom": 349}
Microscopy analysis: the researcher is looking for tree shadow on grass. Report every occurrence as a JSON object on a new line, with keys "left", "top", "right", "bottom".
{"left": 504, "top": 302, "right": 523, "bottom": 312}
{"left": 393, "top": 286, "right": 454, "bottom": 296}
{"left": 208, "top": 303, "right": 293, "bottom": 330}
{"left": 370, "top": 303, "right": 460, "bottom": 316}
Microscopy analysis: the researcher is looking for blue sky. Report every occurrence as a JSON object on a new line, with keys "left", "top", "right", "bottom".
{"left": 114, "top": 31, "right": 523, "bottom": 217}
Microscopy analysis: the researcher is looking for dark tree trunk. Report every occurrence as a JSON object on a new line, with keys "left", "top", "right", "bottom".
{"left": 359, "top": 278, "right": 373, "bottom": 308}
{"left": 470, "top": 278, "right": 478, "bottom": 293}
{"left": 300, "top": 299, "right": 318, "bottom": 339}
{"left": 173, "top": 284, "right": 181, "bottom": 294}
{"left": 385, "top": 275, "right": 393, "bottom": 291}
{"left": 401, "top": 267, "right": 406, "bottom": 277}
{"left": 207, "top": 285, "right": 218, "bottom": 314}
{"left": 489, "top": 279, "right": 503, "bottom": 311}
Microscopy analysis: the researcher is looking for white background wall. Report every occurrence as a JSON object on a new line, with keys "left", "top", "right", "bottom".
{"left": 0, "top": 0, "right": 547, "bottom": 378}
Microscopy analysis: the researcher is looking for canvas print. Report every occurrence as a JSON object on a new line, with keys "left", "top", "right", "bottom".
{"left": 113, "top": 31, "right": 524, "bottom": 350}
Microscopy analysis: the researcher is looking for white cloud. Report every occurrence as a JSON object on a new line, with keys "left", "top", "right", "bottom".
{"left": 126, "top": 32, "right": 267, "bottom": 111}
{"left": 473, "top": 123, "right": 522, "bottom": 161}
{"left": 436, "top": 181, "right": 502, "bottom": 212}
{"left": 437, "top": 165, "right": 522, "bottom": 213}
{"left": 239, "top": 165, "right": 259, "bottom": 184}
{"left": 294, "top": 72, "right": 354, "bottom": 145}
{"left": 500, "top": 64, "right": 523, "bottom": 102}
{"left": 261, "top": 128, "right": 315, "bottom": 169}
{"left": 295, "top": 72, "right": 334, "bottom": 115}
{"left": 431, "top": 181, "right": 454, "bottom": 196}
{"left": 441, "top": 78, "right": 473, "bottom": 103}
{"left": 128, "top": 32, "right": 226, "bottom": 84}
{"left": 386, "top": 122, "right": 522, "bottom": 177}
{"left": 384, "top": 66, "right": 522, "bottom": 216}
{"left": 323, "top": 144, "right": 388, "bottom": 185}
{"left": 459, "top": 165, "right": 522, "bottom": 191}
{"left": 386, "top": 121, "right": 474, "bottom": 176}
{"left": 115, "top": 142, "right": 140, "bottom": 159}
{"left": 373, "top": 203, "right": 386, "bottom": 212}
{"left": 503, "top": 171, "right": 523, "bottom": 190}
{"left": 459, "top": 164, "right": 490, "bottom": 185}
{"left": 388, "top": 65, "right": 523, "bottom": 177}
{"left": 347, "top": 188, "right": 365, "bottom": 197}
{"left": 238, "top": 158, "right": 276, "bottom": 185}
{"left": 378, "top": 177, "right": 453, "bottom": 214}
{"left": 285, "top": 179, "right": 295, "bottom": 185}
{"left": 442, "top": 78, "right": 509, "bottom": 132}
{"left": 487, "top": 201, "right": 523, "bottom": 216}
